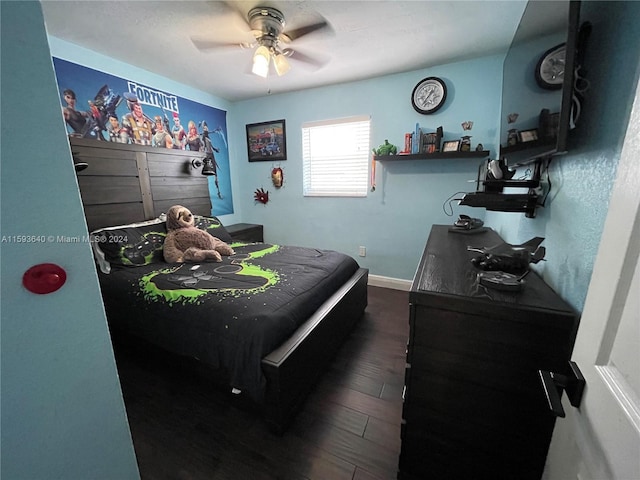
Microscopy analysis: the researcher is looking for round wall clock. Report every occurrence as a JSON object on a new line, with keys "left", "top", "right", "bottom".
{"left": 411, "top": 77, "right": 447, "bottom": 114}
{"left": 535, "top": 43, "right": 566, "bottom": 90}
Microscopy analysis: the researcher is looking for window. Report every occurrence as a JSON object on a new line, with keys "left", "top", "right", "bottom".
{"left": 302, "top": 115, "right": 370, "bottom": 197}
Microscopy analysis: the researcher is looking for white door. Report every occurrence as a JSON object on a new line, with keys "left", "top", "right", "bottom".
{"left": 558, "top": 79, "right": 640, "bottom": 478}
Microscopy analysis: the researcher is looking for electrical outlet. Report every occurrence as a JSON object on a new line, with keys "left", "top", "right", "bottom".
{"left": 359, "top": 246, "right": 366, "bottom": 257}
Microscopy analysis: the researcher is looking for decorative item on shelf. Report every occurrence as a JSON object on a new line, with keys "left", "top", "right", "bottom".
{"left": 507, "top": 128, "right": 519, "bottom": 146}
{"left": 442, "top": 140, "right": 461, "bottom": 152}
{"left": 254, "top": 188, "right": 269, "bottom": 205}
{"left": 460, "top": 135, "right": 472, "bottom": 152}
{"left": 271, "top": 165, "right": 283, "bottom": 188}
{"left": 519, "top": 129, "right": 539, "bottom": 143}
{"left": 476, "top": 143, "right": 484, "bottom": 152}
{"left": 461, "top": 121, "right": 474, "bottom": 131}
{"left": 372, "top": 139, "right": 398, "bottom": 156}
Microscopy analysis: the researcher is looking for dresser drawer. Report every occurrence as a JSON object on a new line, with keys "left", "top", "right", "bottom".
{"left": 408, "top": 345, "right": 547, "bottom": 398}
{"left": 410, "top": 304, "right": 573, "bottom": 372}
{"left": 400, "top": 419, "right": 549, "bottom": 480}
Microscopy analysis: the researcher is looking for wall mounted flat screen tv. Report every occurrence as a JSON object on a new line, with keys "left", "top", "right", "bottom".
{"left": 499, "top": 0, "right": 581, "bottom": 166}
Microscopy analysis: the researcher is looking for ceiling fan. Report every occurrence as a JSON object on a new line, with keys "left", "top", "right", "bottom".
{"left": 191, "top": 5, "right": 332, "bottom": 78}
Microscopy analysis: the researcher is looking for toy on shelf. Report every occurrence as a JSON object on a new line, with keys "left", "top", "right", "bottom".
{"left": 372, "top": 139, "right": 398, "bottom": 156}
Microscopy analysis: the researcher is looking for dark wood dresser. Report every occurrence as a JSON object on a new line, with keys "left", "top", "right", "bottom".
{"left": 398, "top": 225, "right": 579, "bottom": 480}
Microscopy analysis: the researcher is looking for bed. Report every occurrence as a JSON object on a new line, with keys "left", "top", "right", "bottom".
{"left": 72, "top": 137, "right": 368, "bottom": 433}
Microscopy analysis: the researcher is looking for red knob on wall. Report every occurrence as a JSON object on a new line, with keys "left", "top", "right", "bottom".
{"left": 22, "top": 263, "right": 67, "bottom": 294}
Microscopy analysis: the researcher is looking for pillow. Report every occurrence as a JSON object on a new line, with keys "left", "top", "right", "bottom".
{"left": 192, "top": 215, "right": 233, "bottom": 243}
{"left": 91, "top": 215, "right": 231, "bottom": 274}
{"left": 91, "top": 218, "right": 167, "bottom": 274}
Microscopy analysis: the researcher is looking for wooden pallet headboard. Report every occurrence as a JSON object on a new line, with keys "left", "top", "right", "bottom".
{"left": 71, "top": 137, "right": 213, "bottom": 231}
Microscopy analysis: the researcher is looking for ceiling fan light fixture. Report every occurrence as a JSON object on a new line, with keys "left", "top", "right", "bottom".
{"left": 192, "top": 5, "right": 331, "bottom": 82}
{"left": 252, "top": 45, "right": 270, "bottom": 77}
{"left": 273, "top": 52, "right": 290, "bottom": 76}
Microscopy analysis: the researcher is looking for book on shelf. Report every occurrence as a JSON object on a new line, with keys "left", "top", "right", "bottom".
{"left": 412, "top": 123, "right": 420, "bottom": 154}
{"left": 419, "top": 126, "right": 443, "bottom": 154}
{"left": 401, "top": 132, "right": 412, "bottom": 154}
{"left": 400, "top": 125, "right": 444, "bottom": 155}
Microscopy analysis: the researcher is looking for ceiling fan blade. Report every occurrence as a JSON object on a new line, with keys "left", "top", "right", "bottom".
{"left": 191, "top": 38, "right": 252, "bottom": 51}
{"left": 283, "top": 48, "right": 330, "bottom": 69}
{"left": 191, "top": 1, "right": 256, "bottom": 52}
{"left": 217, "top": 1, "right": 251, "bottom": 30}
{"left": 281, "top": 20, "right": 332, "bottom": 42}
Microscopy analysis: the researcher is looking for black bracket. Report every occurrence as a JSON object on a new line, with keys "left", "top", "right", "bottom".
{"left": 538, "top": 361, "right": 586, "bottom": 418}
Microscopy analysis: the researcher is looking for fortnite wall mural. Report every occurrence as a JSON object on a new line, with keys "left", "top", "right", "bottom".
{"left": 52, "top": 57, "right": 233, "bottom": 215}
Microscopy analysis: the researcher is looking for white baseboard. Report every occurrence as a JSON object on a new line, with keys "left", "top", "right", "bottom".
{"left": 368, "top": 274, "right": 412, "bottom": 291}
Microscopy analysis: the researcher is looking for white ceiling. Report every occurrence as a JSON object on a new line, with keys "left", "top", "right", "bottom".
{"left": 41, "top": 0, "right": 529, "bottom": 102}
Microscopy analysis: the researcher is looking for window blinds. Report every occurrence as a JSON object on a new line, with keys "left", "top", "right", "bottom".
{"left": 302, "top": 115, "right": 370, "bottom": 197}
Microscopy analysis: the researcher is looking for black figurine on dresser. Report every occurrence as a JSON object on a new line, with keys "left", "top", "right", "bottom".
{"left": 398, "top": 225, "right": 579, "bottom": 480}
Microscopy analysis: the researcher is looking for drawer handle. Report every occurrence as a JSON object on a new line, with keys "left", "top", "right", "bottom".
{"left": 538, "top": 361, "right": 586, "bottom": 418}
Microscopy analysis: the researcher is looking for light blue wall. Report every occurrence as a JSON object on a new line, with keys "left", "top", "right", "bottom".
{"left": 488, "top": 0, "right": 640, "bottom": 313}
{"left": 231, "top": 55, "right": 504, "bottom": 279}
{"left": 1, "top": 2, "right": 139, "bottom": 478}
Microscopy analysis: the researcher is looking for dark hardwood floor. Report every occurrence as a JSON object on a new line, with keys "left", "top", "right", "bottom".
{"left": 112, "top": 286, "right": 409, "bottom": 480}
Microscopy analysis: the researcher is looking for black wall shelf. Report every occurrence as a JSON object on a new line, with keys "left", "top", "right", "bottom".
{"left": 501, "top": 139, "right": 554, "bottom": 155}
{"left": 459, "top": 192, "right": 539, "bottom": 218}
{"left": 375, "top": 150, "right": 490, "bottom": 162}
{"left": 482, "top": 179, "right": 540, "bottom": 189}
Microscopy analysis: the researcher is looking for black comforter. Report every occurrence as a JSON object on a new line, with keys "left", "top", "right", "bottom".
{"left": 98, "top": 242, "right": 359, "bottom": 402}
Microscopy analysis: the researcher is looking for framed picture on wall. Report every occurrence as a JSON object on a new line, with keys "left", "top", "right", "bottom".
{"left": 246, "top": 119, "right": 287, "bottom": 162}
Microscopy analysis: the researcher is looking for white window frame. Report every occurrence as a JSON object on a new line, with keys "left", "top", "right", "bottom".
{"left": 302, "top": 115, "right": 371, "bottom": 197}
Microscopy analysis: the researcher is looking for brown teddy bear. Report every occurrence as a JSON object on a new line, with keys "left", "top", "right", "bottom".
{"left": 163, "top": 205, "right": 234, "bottom": 263}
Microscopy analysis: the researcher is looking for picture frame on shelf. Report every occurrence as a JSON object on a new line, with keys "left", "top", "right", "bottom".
{"left": 442, "top": 140, "right": 461, "bottom": 152}
{"left": 246, "top": 119, "right": 287, "bottom": 162}
{"left": 518, "top": 129, "right": 539, "bottom": 143}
